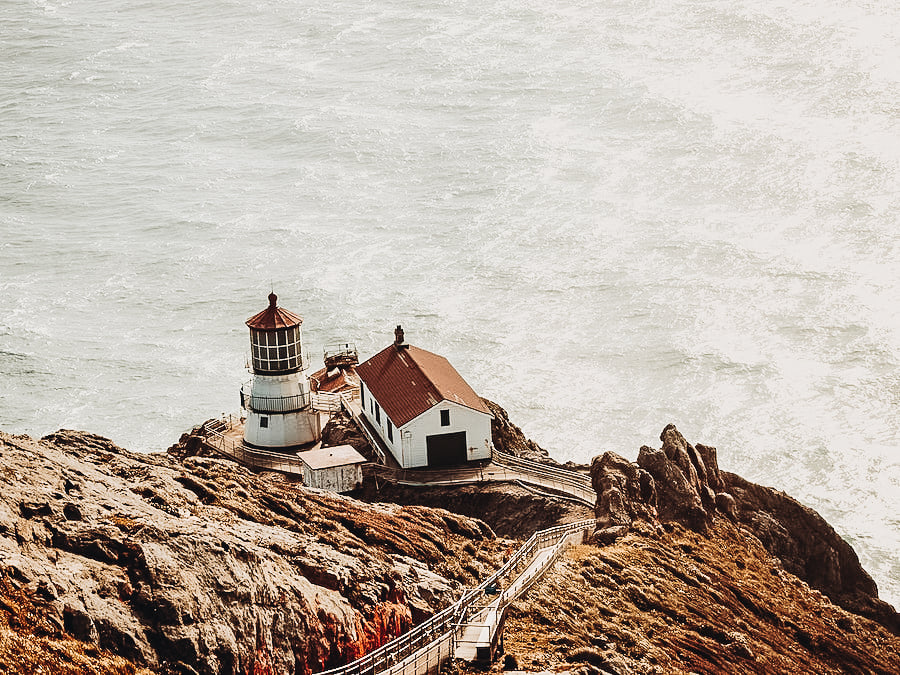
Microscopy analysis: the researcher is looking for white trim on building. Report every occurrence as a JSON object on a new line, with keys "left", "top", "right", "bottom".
{"left": 356, "top": 334, "right": 493, "bottom": 469}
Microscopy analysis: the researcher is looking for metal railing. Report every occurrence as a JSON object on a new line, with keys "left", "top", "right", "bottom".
{"left": 494, "top": 526, "right": 585, "bottom": 610}
{"left": 465, "top": 519, "right": 594, "bottom": 618}
{"left": 452, "top": 522, "right": 590, "bottom": 662}
{"left": 367, "top": 453, "right": 596, "bottom": 508}
{"left": 490, "top": 447, "right": 596, "bottom": 505}
{"left": 311, "top": 391, "right": 343, "bottom": 412}
{"left": 201, "top": 395, "right": 363, "bottom": 475}
{"left": 196, "top": 411, "right": 598, "bottom": 674}
{"left": 200, "top": 420, "right": 306, "bottom": 475}
{"left": 316, "top": 518, "right": 595, "bottom": 675}
{"left": 366, "top": 463, "right": 485, "bottom": 485}
{"left": 346, "top": 403, "right": 388, "bottom": 464}
{"left": 240, "top": 386, "right": 312, "bottom": 413}
{"left": 324, "top": 343, "right": 359, "bottom": 368}
{"left": 202, "top": 410, "right": 596, "bottom": 509}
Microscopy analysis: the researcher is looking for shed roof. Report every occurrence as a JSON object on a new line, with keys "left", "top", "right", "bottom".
{"left": 356, "top": 344, "right": 492, "bottom": 428}
{"left": 298, "top": 445, "right": 367, "bottom": 470}
{"left": 309, "top": 364, "right": 360, "bottom": 394}
{"left": 246, "top": 293, "right": 303, "bottom": 330}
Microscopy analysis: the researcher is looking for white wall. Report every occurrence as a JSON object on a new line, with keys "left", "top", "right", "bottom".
{"left": 401, "top": 401, "right": 492, "bottom": 469}
{"left": 360, "top": 381, "right": 404, "bottom": 463}
{"left": 302, "top": 463, "right": 363, "bottom": 492}
{"left": 243, "top": 371, "right": 317, "bottom": 448}
{"left": 247, "top": 371, "right": 310, "bottom": 400}
{"left": 360, "top": 381, "right": 491, "bottom": 469}
{"left": 244, "top": 408, "right": 319, "bottom": 448}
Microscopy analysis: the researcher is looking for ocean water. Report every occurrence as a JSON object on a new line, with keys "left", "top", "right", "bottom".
{"left": 2, "top": 0, "right": 898, "bottom": 605}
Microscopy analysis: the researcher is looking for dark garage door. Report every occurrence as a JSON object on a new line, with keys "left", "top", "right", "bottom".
{"left": 426, "top": 431, "right": 467, "bottom": 467}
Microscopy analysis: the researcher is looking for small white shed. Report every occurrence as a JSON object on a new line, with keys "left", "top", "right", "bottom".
{"left": 297, "top": 445, "right": 366, "bottom": 492}
{"left": 356, "top": 326, "right": 493, "bottom": 469}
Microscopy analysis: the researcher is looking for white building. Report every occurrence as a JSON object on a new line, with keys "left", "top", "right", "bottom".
{"left": 356, "top": 326, "right": 493, "bottom": 469}
{"left": 298, "top": 445, "right": 366, "bottom": 492}
{"left": 241, "top": 293, "right": 320, "bottom": 449}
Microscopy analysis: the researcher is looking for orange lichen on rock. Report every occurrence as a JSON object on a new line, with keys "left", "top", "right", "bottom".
{"left": 361, "top": 598, "right": 414, "bottom": 652}
{"left": 0, "top": 576, "right": 154, "bottom": 675}
{"left": 251, "top": 624, "right": 275, "bottom": 675}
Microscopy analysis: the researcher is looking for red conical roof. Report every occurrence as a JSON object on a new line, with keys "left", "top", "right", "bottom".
{"left": 245, "top": 293, "right": 303, "bottom": 330}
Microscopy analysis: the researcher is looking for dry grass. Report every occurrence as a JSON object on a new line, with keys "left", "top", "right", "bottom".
{"left": 0, "top": 578, "right": 155, "bottom": 675}
{"left": 501, "top": 521, "right": 900, "bottom": 675}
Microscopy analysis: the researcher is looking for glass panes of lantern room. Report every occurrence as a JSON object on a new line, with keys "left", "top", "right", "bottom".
{"left": 250, "top": 327, "right": 302, "bottom": 373}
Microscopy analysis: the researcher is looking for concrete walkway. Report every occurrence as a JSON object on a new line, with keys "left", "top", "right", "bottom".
{"left": 454, "top": 544, "right": 557, "bottom": 661}
{"left": 369, "top": 462, "right": 595, "bottom": 507}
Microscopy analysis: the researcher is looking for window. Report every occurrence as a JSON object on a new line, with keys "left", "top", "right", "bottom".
{"left": 375, "top": 402, "right": 380, "bottom": 424}
{"left": 387, "top": 422, "right": 393, "bottom": 442}
{"left": 440, "top": 409, "right": 450, "bottom": 426}
{"left": 360, "top": 387, "right": 365, "bottom": 407}
{"left": 260, "top": 416, "right": 269, "bottom": 428}
{"left": 250, "top": 326, "right": 303, "bottom": 373}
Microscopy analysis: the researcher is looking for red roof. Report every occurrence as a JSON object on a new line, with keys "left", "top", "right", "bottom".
{"left": 245, "top": 293, "right": 303, "bottom": 330}
{"left": 356, "top": 344, "right": 491, "bottom": 427}
{"left": 309, "top": 364, "right": 360, "bottom": 394}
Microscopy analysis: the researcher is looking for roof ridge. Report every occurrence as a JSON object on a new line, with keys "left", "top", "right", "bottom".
{"left": 357, "top": 341, "right": 491, "bottom": 428}
{"left": 402, "top": 345, "right": 445, "bottom": 403}
{"left": 403, "top": 345, "right": 491, "bottom": 416}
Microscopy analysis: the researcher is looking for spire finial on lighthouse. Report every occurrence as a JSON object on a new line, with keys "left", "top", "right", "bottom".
{"left": 268, "top": 291, "right": 277, "bottom": 308}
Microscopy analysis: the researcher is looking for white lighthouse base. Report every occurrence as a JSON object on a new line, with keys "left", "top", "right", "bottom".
{"left": 244, "top": 409, "right": 320, "bottom": 450}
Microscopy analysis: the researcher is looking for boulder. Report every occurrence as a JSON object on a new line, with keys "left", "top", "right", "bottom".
{"left": 590, "top": 426, "right": 714, "bottom": 534}
{"left": 590, "top": 452, "right": 656, "bottom": 530}
{"left": 590, "top": 526, "right": 630, "bottom": 546}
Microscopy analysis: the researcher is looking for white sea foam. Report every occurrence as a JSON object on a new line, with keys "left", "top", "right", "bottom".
{"left": 1, "top": 0, "right": 898, "bottom": 606}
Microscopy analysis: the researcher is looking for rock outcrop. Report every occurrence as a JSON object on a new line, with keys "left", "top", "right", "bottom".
{"left": 319, "top": 411, "right": 372, "bottom": 459}
{"left": 506, "top": 519, "right": 900, "bottom": 675}
{"left": 589, "top": 425, "right": 899, "bottom": 634}
{"left": 0, "top": 430, "right": 502, "bottom": 675}
{"left": 0, "top": 573, "right": 154, "bottom": 675}
{"left": 723, "top": 470, "right": 899, "bottom": 633}
{"left": 3, "top": 416, "right": 898, "bottom": 675}
{"left": 481, "top": 398, "right": 554, "bottom": 463}
{"left": 590, "top": 451, "right": 657, "bottom": 532}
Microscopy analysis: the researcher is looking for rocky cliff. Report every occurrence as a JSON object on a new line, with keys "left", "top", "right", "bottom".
{"left": 0, "top": 430, "right": 503, "bottom": 675}
{"left": 589, "top": 424, "right": 898, "bottom": 633}
{"left": 2, "top": 419, "right": 898, "bottom": 675}
{"left": 481, "top": 399, "right": 553, "bottom": 463}
{"left": 504, "top": 517, "right": 900, "bottom": 675}
{"left": 492, "top": 424, "right": 900, "bottom": 675}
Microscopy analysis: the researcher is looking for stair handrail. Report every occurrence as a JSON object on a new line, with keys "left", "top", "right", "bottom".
{"left": 316, "top": 518, "right": 595, "bottom": 675}
{"left": 490, "top": 447, "right": 595, "bottom": 503}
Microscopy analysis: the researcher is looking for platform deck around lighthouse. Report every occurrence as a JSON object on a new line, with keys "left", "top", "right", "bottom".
{"left": 222, "top": 422, "right": 245, "bottom": 447}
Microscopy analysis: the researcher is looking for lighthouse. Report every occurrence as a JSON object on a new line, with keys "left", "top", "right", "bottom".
{"left": 241, "top": 293, "right": 320, "bottom": 449}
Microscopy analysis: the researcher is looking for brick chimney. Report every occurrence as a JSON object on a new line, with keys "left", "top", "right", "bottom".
{"left": 394, "top": 325, "right": 408, "bottom": 350}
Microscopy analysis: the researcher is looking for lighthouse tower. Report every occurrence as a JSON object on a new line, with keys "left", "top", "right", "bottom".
{"left": 242, "top": 293, "right": 319, "bottom": 449}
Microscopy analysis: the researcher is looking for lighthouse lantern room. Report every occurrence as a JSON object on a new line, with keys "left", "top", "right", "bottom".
{"left": 241, "top": 293, "right": 319, "bottom": 449}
